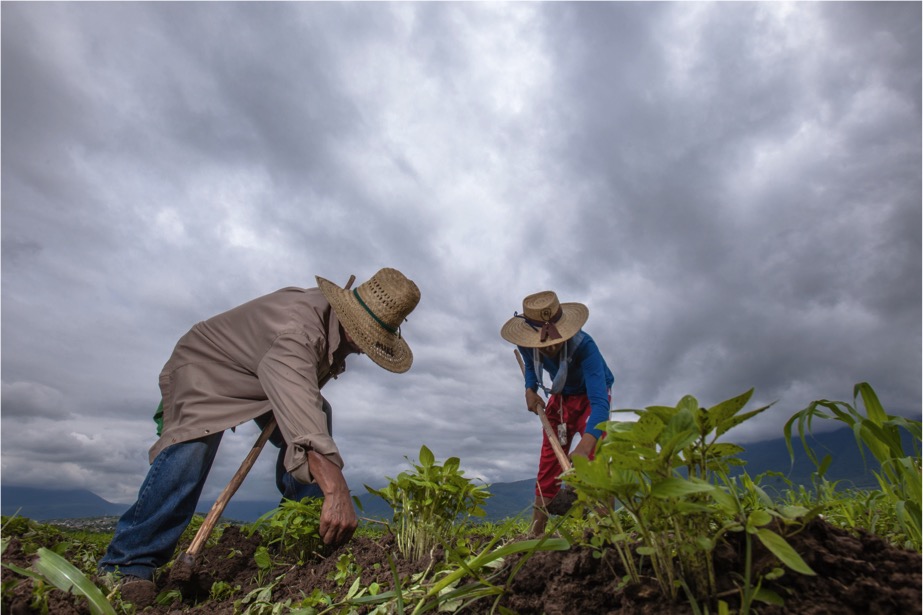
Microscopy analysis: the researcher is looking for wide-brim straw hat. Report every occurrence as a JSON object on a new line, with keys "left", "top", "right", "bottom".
{"left": 317, "top": 268, "right": 420, "bottom": 373}
{"left": 500, "top": 290, "right": 588, "bottom": 348}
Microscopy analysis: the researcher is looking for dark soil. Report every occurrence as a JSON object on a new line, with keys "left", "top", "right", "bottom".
{"left": 2, "top": 519, "right": 920, "bottom": 614}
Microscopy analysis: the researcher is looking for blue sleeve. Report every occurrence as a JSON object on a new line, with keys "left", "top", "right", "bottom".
{"left": 576, "top": 337, "right": 611, "bottom": 439}
{"left": 518, "top": 345, "right": 540, "bottom": 391}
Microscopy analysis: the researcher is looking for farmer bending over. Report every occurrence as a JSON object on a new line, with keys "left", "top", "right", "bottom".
{"left": 501, "top": 290, "right": 613, "bottom": 537}
{"left": 98, "top": 268, "right": 420, "bottom": 602}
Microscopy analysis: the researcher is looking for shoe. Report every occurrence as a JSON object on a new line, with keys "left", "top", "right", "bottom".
{"left": 119, "top": 576, "right": 157, "bottom": 608}
{"left": 99, "top": 573, "right": 157, "bottom": 608}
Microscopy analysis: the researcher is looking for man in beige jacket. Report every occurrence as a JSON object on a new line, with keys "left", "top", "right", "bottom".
{"left": 98, "top": 268, "right": 420, "bottom": 593}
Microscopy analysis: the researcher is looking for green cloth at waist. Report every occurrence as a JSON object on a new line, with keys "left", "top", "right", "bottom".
{"left": 154, "top": 400, "right": 164, "bottom": 436}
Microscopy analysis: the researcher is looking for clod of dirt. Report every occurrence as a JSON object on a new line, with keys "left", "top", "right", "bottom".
{"left": 545, "top": 486, "right": 577, "bottom": 516}
{"left": 168, "top": 552, "right": 197, "bottom": 584}
{"left": 120, "top": 578, "right": 157, "bottom": 608}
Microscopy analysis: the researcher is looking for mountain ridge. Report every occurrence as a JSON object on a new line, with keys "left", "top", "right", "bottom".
{"left": 1, "top": 427, "right": 887, "bottom": 523}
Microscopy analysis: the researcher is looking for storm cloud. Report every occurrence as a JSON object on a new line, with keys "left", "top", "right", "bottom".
{"left": 2, "top": 2, "right": 919, "bottom": 505}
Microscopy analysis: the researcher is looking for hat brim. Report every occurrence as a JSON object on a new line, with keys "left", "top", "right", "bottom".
{"left": 317, "top": 276, "right": 413, "bottom": 373}
{"left": 500, "top": 302, "right": 588, "bottom": 348}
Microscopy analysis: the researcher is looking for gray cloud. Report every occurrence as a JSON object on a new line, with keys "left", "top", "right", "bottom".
{"left": 2, "top": 2, "right": 919, "bottom": 505}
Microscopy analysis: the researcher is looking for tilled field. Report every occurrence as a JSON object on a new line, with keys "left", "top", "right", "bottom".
{"left": 3, "top": 517, "right": 921, "bottom": 614}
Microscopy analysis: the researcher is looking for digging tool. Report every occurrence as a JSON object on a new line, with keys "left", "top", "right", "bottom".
{"left": 170, "top": 274, "right": 357, "bottom": 583}
{"left": 514, "top": 349, "right": 578, "bottom": 515}
{"left": 170, "top": 416, "right": 277, "bottom": 583}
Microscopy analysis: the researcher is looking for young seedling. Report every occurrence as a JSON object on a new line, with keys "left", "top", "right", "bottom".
{"left": 366, "top": 445, "right": 490, "bottom": 561}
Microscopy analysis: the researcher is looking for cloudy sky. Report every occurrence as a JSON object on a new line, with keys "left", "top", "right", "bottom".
{"left": 2, "top": 2, "right": 920, "bottom": 508}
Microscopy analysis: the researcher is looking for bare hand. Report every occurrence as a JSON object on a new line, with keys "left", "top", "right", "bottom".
{"left": 307, "top": 450, "right": 358, "bottom": 547}
{"left": 319, "top": 490, "right": 358, "bottom": 547}
{"left": 569, "top": 433, "right": 597, "bottom": 461}
{"left": 525, "top": 388, "right": 545, "bottom": 415}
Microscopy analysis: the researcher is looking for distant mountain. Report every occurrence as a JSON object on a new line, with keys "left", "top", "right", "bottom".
{"left": 1, "top": 428, "right": 896, "bottom": 523}
{"left": 1, "top": 486, "right": 129, "bottom": 520}
{"left": 732, "top": 426, "right": 897, "bottom": 492}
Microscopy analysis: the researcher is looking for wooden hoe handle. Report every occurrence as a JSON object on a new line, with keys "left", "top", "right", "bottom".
{"left": 514, "top": 349, "right": 573, "bottom": 472}
{"left": 185, "top": 417, "right": 276, "bottom": 557}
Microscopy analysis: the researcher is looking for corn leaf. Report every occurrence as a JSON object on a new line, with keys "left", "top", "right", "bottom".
{"left": 425, "top": 537, "right": 569, "bottom": 598}
{"left": 32, "top": 548, "right": 117, "bottom": 615}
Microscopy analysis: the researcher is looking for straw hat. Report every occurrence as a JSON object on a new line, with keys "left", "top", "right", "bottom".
{"left": 500, "top": 290, "right": 588, "bottom": 348}
{"left": 317, "top": 268, "right": 420, "bottom": 373}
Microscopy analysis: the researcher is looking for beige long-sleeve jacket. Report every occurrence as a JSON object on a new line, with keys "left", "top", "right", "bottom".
{"left": 150, "top": 287, "right": 346, "bottom": 485}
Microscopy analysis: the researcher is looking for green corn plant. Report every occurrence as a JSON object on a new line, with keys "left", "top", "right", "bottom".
{"left": 53, "top": 537, "right": 106, "bottom": 576}
{"left": 366, "top": 445, "right": 491, "bottom": 561}
{"left": 785, "top": 382, "right": 922, "bottom": 551}
{"left": 1, "top": 538, "right": 117, "bottom": 615}
{"left": 566, "top": 389, "right": 774, "bottom": 603}
{"left": 338, "top": 534, "right": 570, "bottom": 614}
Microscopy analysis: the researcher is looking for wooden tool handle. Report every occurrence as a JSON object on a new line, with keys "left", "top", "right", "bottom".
{"left": 514, "top": 349, "right": 573, "bottom": 472}
{"left": 185, "top": 416, "right": 276, "bottom": 557}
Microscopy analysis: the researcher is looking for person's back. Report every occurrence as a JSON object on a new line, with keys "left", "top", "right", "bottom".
{"left": 184, "top": 287, "right": 329, "bottom": 369}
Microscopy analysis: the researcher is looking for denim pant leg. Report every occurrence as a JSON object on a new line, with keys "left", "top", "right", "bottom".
{"left": 276, "top": 449, "right": 324, "bottom": 501}
{"left": 256, "top": 398, "right": 331, "bottom": 502}
{"left": 98, "top": 432, "right": 223, "bottom": 580}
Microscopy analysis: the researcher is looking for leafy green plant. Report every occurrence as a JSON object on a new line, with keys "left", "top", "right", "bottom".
{"left": 51, "top": 536, "right": 108, "bottom": 576}
{"left": 210, "top": 580, "right": 240, "bottom": 600}
{"left": 567, "top": 390, "right": 774, "bottom": 601}
{"left": 568, "top": 388, "right": 826, "bottom": 615}
{"left": 248, "top": 497, "right": 324, "bottom": 564}
{"left": 328, "top": 552, "right": 361, "bottom": 587}
{"left": 710, "top": 473, "right": 816, "bottom": 614}
{"left": 785, "top": 382, "right": 922, "bottom": 551}
{"left": 155, "top": 588, "right": 184, "bottom": 606}
{"left": 1, "top": 517, "right": 66, "bottom": 557}
{"left": 252, "top": 545, "right": 274, "bottom": 587}
{"left": 777, "top": 475, "right": 909, "bottom": 545}
{"left": 234, "top": 572, "right": 288, "bottom": 615}
{"left": 366, "top": 445, "right": 491, "bottom": 561}
{"left": 177, "top": 514, "right": 227, "bottom": 553}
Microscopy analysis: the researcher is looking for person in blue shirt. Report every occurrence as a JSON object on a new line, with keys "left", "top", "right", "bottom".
{"left": 501, "top": 290, "right": 614, "bottom": 536}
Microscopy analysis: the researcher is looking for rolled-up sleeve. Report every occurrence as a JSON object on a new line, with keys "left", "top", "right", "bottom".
{"left": 257, "top": 331, "right": 343, "bottom": 485}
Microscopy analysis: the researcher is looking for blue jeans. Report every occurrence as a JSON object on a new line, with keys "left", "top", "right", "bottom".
{"left": 98, "top": 401, "right": 330, "bottom": 581}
